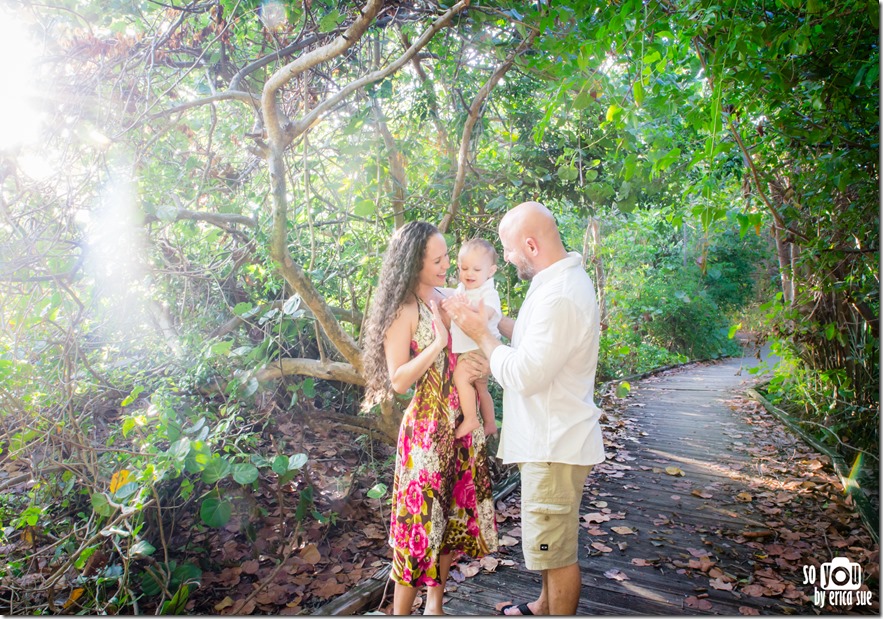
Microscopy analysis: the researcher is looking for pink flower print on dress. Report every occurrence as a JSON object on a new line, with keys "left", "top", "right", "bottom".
{"left": 467, "top": 519, "right": 480, "bottom": 538}
{"left": 391, "top": 520, "right": 407, "bottom": 547}
{"left": 414, "top": 418, "right": 438, "bottom": 450}
{"left": 429, "top": 472, "right": 442, "bottom": 491}
{"left": 453, "top": 469, "right": 476, "bottom": 509}
{"left": 405, "top": 480, "right": 423, "bottom": 515}
{"left": 409, "top": 522, "right": 429, "bottom": 559}
{"left": 400, "top": 433, "right": 412, "bottom": 460}
{"left": 448, "top": 386, "right": 460, "bottom": 411}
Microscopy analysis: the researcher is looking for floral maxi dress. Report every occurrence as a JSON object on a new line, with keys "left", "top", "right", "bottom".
{"left": 389, "top": 299, "right": 498, "bottom": 587}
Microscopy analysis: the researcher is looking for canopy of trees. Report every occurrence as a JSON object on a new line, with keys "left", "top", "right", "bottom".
{"left": 0, "top": 0, "right": 877, "bottom": 613}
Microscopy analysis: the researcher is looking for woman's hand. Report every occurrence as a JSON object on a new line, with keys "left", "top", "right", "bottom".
{"left": 429, "top": 300, "right": 448, "bottom": 351}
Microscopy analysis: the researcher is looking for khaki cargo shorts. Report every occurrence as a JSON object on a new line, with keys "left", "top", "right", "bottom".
{"left": 518, "top": 462, "right": 592, "bottom": 571}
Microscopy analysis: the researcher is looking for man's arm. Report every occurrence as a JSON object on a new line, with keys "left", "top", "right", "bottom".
{"left": 498, "top": 316, "right": 514, "bottom": 340}
{"left": 490, "top": 298, "right": 575, "bottom": 397}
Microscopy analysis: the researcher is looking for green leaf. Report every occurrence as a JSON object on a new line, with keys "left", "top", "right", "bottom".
{"left": 366, "top": 483, "right": 388, "bottom": 499}
{"left": 121, "top": 385, "right": 144, "bottom": 407}
{"left": 172, "top": 562, "right": 203, "bottom": 586}
{"left": 584, "top": 169, "right": 598, "bottom": 182}
{"left": 201, "top": 456, "right": 232, "bottom": 485}
{"left": 91, "top": 493, "right": 114, "bottom": 518}
{"left": 210, "top": 340, "right": 233, "bottom": 356}
{"left": 633, "top": 80, "right": 644, "bottom": 106}
{"left": 113, "top": 482, "right": 139, "bottom": 501}
{"left": 615, "top": 381, "right": 631, "bottom": 398}
{"left": 282, "top": 295, "right": 301, "bottom": 316}
{"left": 318, "top": 8, "right": 342, "bottom": 32}
{"left": 184, "top": 440, "right": 211, "bottom": 473}
{"left": 824, "top": 323, "right": 838, "bottom": 341}
{"left": 232, "top": 463, "right": 259, "bottom": 485}
{"left": 605, "top": 104, "right": 622, "bottom": 123}
{"left": 728, "top": 323, "right": 741, "bottom": 339}
{"left": 232, "top": 302, "right": 254, "bottom": 316}
{"left": 272, "top": 454, "right": 289, "bottom": 476}
{"left": 623, "top": 153, "right": 638, "bottom": 181}
{"left": 557, "top": 166, "right": 578, "bottom": 181}
{"left": 354, "top": 199, "right": 375, "bottom": 217}
{"left": 288, "top": 453, "right": 308, "bottom": 471}
{"left": 301, "top": 378, "right": 315, "bottom": 398}
{"left": 155, "top": 203, "right": 178, "bottom": 222}
{"left": 167, "top": 438, "right": 191, "bottom": 462}
{"left": 573, "top": 90, "right": 592, "bottom": 110}
{"left": 161, "top": 583, "right": 190, "bottom": 615}
{"left": 199, "top": 496, "right": 232, "bottom": 528}
{"left": 129, "top": 540, "right": 156, "bottom": 558}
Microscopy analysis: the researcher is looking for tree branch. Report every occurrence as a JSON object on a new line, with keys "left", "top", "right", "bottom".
{"left": 440, "top": 29, "right": 536, "bottom": 233}
{"left": 263, "top": 0, "right": 385, "bottom": 145}
{"left": 286, "top": 0, "right": 471, "bottom": 144}
{"left": 253, "top": 358, "right": 364, "bottom": 386}
{"left": 144, "top": 207, "right": 257, "bottom": 229}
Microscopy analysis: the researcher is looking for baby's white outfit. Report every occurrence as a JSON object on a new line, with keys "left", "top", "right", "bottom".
{"left": 450, "top": 278, "right": 502, "bottom": 354}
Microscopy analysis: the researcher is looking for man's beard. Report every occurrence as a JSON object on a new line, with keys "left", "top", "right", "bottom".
{"left": 515, "top": 261, "right": 535, "bottom": 281}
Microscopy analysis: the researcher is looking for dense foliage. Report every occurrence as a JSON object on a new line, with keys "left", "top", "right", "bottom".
{"left": 0, "top": 0, "right": 876, "bottom": 613}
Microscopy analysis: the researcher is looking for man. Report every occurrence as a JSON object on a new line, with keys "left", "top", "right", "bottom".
{"left": 444, "top": 201, "right": 605, "bottom": 615}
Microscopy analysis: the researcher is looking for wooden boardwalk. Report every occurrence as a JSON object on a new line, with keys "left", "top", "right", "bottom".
{"left": 429, "top": 352, "right": 875, "bottom": 615}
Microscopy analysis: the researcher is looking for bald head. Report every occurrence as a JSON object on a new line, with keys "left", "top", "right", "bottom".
{"left": 498, "top": 201, "right": 568, "bottom": 280}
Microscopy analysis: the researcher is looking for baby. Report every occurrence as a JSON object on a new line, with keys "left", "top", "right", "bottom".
{"left": 450, "top": 239, "right": 501, "bottom": 439}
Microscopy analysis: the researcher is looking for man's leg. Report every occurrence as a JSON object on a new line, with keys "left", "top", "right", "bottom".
{"left": 546, "top": 562, "right": 581, "bottom": 614}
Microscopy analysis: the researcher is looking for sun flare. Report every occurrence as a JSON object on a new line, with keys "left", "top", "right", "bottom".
{"left": 0, "top": 10, "right": 44, "bottom": 151}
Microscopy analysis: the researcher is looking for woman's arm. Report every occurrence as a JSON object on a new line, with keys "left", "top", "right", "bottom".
{"left": 384, "top": 300, "right": 448, "bottom": 394}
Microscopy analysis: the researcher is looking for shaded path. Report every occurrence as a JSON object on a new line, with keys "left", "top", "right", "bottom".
{"left": 438, "top": 352, "right": 877, "bottom": 615}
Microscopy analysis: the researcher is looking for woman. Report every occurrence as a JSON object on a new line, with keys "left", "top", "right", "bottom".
{"left": 362, "top": 221, "right": 498, "bottom": 615}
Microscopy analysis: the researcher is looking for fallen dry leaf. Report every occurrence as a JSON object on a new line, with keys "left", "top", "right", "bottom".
{"left": 499, "top": 535, "right": 519, "bottom": 547}
{"left": 299, "top": 544, "right": 322, "bottom": 564}
{"left": 480, "top": 556, "right": 499, "bottom": 572}
{"left": 684, "top": 596, "right": 713, "bottom": 610}
{"left": 591, "top": 542, "right": 613, "bottom": 553}
{"left": 610, "top": 526, "right": 635, "bottom": 535}
{"left": 740, "top": 584, "right": 766, "bottom": 597}
{"left": 582, "top": 512, "right": 611, "bottom": 524}
{"left": 735, "top": 491, "right": 753, "bottom": 502}
{"left": 665, "top": 466, "right": 685, "bottom": 476}
{"left": 738, "top": 606, "right": 760, "bottom": 615}
{"left": 631, "top": 558, "right": 653, "bottom": 567}
{"left": 459, "top": 562, "right": 480, "bottom": 577}
{"left": 603, "top": 568, "right": 630, "bottom": 581}
{"left": 214, "top": 596, "right": 234, "bottom": 612}
{"left": 709, "top": 578, "right": 733, "bottom": 591}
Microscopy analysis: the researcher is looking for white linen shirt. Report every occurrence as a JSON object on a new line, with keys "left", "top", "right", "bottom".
{"left": 490, "top": 252, "right": 606, "bottom": 466}
{"left": 451, "top": 279, "right": 502, "bottom": 354}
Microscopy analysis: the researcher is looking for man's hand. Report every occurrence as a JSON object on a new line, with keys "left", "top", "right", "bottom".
{"left": 458, "top": 350, "right": 490, "bottom": 382}
{"left": 443, "top": 294, "right": 503, "bottom": 361}
{"left": 442, "top": 294, "right": 487, "bottom": 341}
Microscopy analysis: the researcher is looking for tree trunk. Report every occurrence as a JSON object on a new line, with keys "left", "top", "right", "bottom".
{"left": 773, "top": 224, "right": 793, "bottom": 305}
{"left": 372, "top": 99, "right": 406, "bottom": 229}
{"left": 582, "top": 216, "right": 607, "bottom": 330}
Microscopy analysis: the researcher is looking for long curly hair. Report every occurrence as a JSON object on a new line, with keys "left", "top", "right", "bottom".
{"left": 362, "top": 221, "right": 441, "bottom": 409}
